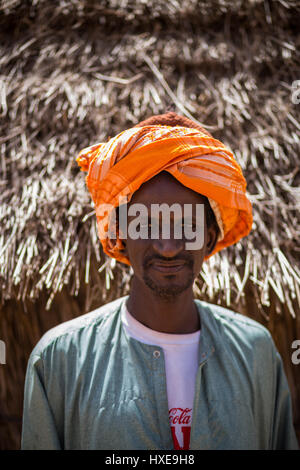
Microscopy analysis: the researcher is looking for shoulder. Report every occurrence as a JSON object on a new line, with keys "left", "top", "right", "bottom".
{"left": 197, "top": 300, "right": 275, "bottom": 356}
{"left": 198, "top": 299, "right": 270, "bottom": 334}
{"left": 31, "top": 296, "right": 126, "bottom": 358}
{"left": 196, "top": 300, "right": 281, "bottom": 394}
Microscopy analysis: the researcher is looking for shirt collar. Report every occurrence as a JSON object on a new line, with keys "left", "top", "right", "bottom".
{"left": 117, "top": 295, "right": 216, "bottom": 364}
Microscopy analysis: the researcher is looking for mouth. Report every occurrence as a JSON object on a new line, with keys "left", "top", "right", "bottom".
{"left": 149, "top": 260, "right": 186, "bottom": 274}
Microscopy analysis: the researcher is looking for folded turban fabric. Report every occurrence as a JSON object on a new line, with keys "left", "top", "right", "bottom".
{"left": 76, "top": 122, "right": 252, "bottom": 266}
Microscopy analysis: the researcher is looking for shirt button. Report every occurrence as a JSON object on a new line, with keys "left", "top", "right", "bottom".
{"left": 153, "top": 350, "right": 160, "bottom": 358}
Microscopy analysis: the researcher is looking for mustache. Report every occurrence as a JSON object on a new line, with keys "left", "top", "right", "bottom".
{"left": 143, "top": 254, "right": 194, "bottom": 268}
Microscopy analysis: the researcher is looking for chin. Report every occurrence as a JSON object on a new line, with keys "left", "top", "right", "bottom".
{"left": 143, "top": 275, "right": 193, "bottom": 301}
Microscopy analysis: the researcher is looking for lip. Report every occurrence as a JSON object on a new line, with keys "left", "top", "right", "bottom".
{"left": 150, "top": 261, "right": 186, "bottom": 273}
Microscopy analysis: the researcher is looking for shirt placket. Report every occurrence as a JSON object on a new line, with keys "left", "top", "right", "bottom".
{"left": 150, "top": 345, "right": 174, "bottom": 450}
{"left": 189, "top": 328, "right": 216, "bottom": 450}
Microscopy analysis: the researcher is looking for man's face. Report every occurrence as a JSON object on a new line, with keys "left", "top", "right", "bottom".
{"left": 121, "top": 171, "right": 218, "bottom": 302}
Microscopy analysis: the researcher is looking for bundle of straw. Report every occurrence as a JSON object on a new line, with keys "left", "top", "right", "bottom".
{"left": 0, "top": 0, "right": 299, "bottom": 449}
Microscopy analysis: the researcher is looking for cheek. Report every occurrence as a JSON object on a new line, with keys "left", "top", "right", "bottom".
{"left": 125, "top": 239, "right": 148, "bottom": 267}
{"left": 191, "top": 252, "right": 206, "bottom": 275}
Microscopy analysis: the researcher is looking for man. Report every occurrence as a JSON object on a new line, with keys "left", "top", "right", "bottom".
{"left": 21, "top": 112, "right": 299, "bottom": 450}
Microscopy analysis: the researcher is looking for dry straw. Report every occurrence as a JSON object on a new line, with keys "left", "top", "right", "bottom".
{"left": 0, "top": 0, "right": 299, "bottom": 449}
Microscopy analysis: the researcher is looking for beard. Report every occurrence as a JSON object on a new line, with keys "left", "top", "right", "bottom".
{"left": 142, "top": 260, "right": 194, "bottom": 302}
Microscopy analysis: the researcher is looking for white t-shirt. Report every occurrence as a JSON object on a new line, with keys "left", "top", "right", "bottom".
{"left": 121, "top": 303, "right": 200, "bottom": 450}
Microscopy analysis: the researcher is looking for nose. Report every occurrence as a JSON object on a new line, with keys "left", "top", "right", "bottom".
{"left": 151, "top": 236, "right": 184, "bottom": 258}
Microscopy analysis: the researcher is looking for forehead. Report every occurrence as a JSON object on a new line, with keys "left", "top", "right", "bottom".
{"left": 129, "top": 171, "right": 208, "bottom": 207}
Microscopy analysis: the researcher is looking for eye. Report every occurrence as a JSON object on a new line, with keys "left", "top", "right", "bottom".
{"left": 139, "top": 218, "right": 158, "bottom": 229}
{"left": 176, "top": 221, "right": 197, "bottom": 230}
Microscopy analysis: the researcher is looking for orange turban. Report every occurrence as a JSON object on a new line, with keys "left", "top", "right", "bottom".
{"left": 76, "top": 123, "right": 252, "bottom": 266}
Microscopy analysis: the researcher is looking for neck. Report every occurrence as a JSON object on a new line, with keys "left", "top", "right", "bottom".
{"left": 126, "top": 277, "right": 200, "bottom": 334}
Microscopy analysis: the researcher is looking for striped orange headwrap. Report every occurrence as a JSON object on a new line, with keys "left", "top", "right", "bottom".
{"left": 76, "top": 122, "right": 252, "bottom": 266}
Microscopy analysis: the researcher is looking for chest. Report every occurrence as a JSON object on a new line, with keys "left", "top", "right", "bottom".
{"left": 61, "top": 350, "right": 259, "bottom": 450}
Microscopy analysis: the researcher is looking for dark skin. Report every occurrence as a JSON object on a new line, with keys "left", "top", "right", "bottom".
{"left": 121, "top": 171, "right": 219, "bottom": 335}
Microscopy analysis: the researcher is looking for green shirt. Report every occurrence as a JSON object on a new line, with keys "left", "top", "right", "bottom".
{"left": 21, "top": 295, "right": 299, "bottom": 450}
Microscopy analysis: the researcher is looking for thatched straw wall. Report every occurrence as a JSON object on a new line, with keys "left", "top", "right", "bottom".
{"left": 0, "top": 0, "right": 299, "bottom": 449}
